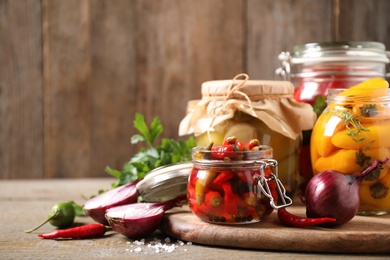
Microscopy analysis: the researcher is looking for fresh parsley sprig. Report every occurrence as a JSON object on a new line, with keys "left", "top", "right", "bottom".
{"left": 106, "top": 113, "right": 196, "bottom": 188}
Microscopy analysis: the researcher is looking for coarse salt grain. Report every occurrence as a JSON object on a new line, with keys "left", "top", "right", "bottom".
{"left": 126, "top": 237, "right": 191, "bottom": 254}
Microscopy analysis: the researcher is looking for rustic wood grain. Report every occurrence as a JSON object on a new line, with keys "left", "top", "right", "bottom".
{"left": 42, "top": 0, "right": 92, "bottom": 178}
{"left": 337, "top": 0, "right": 390, "bottom": 42}
{"left": 2, "top": 179, "right": 373, "bottom": 258}
{"left": 89, "top": 0, "right": 138, "bottom": 177}
{"left": 1, "top": 0, "right": 390, "bottom": 179}
{"left": 132, "top": 0, "right": 245, "bottom": 139}
{"left": 247, "top": 0, "right": 332, "bottom": 80}
{"left": 0, "top": 0, "right": 44, "bottom": 178}
{"left": 161, "top": 205, "right": 390, "bottom": 253}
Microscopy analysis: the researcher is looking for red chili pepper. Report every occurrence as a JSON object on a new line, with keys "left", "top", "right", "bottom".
{"left": 221, "top": 183, "right": 248, "bottom": 215}
{"left": 212, "top": 170, "right": 234, "bottom": 184}
{"left": 221, "top": 182, "right": 239, "bottom": 215}
{"left": 236, "top": 141, "right": 248, "bottom": 151}
{"left": 277, "top": 207, "right": 336, "bottom": 227}
{"left": 38, "top": 223, "right": 109, "bottom": 239}
{"left": 211, "top": 145, "right": 236, "bottom": 160}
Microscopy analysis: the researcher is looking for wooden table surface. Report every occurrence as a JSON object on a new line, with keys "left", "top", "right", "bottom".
{"left": 1, "top": 178, "right": 389, "bottom": 260}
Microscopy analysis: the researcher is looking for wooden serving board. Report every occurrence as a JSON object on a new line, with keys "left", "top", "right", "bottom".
{"left": 160, "top": 204, "right": 390, "bottom": 253}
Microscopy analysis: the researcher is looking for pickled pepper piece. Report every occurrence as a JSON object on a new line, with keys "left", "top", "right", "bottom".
{"left": 236, "top": 141, "right": 249, "bottom": 151}
{"left": 224, "top": 136, "right": 237, "bottom": 145}
{"left": 195, "top": 141, "right": 214, "bottom": 160}
{"left": 221, "top": 182, "right": 247, "bottom": 216}
{"left": 211, "top": 145, "right": 237, "bottom": 160}
{"left": 212, "top": 170, "right": 234, "bottom": 184}
{"left": 244, "top": 192, "right": 257, "bottom": 207}
{"left": 248, "top": 139, "right": 260, "bottom": 150}
{"left": 195, "top": 170, "right": 218, "bottom": 206}
{"left": 205, "top": 190, "right": 223, "bottom": 207}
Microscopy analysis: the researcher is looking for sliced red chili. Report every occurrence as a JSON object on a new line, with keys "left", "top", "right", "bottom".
{"left": 205, "top": 190, "right": 223, "bottom": 207}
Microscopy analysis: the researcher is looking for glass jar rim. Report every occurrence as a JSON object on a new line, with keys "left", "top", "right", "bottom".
{"left": 192, "top": 145, "right": 273, "bottom": 166}
{"left": 327, "top": 88, "right": 390, "bottom": 103}
{"left": 289, "top": 41, "right": 389, "bottom": 64}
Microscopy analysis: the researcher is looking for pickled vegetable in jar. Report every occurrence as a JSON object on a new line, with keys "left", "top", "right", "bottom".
{"left": 179, "top": 73, "right": 316, "bottom": 197}
{"left": 277, "top": 41, "right": 390, "bottom": 194}
{"left": 311, "top": 78, "right": 390, "bottom": 215}
{"left": 187, "top": 137, "right": 292, "bottom": 224}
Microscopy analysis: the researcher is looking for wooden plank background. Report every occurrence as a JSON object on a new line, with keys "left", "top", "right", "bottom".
{"left": 1, "top": 0, "right": 390, "bottom": 179}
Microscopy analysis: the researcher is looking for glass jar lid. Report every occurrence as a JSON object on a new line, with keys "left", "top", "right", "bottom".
{"left": 136, "top": 162, "right": 192, "bottom": 202}
{"left": 289, "top": 41, "right": 389, "bottom": 64}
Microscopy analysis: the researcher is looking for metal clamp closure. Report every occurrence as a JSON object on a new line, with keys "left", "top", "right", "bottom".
{"left": 257, "top": 159, "right": 292, "bottom": 209}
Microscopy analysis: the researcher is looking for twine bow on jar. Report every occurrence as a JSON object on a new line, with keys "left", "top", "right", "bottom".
{"left": 206, "top": 73, "right": 257, "bottom": 142}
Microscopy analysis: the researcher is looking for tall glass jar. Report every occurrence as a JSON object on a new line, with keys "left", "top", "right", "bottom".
{"left": 276, "top": 41, "right": 390, "bottom": 194}
{"left": 179, "top": 74, "right": 316, "bottom": 198}
{"left": 187, "top": 145, "right": 292, "bottom": 224}
{"left": 310, "top": 79, "right": 390, "bottom": 215}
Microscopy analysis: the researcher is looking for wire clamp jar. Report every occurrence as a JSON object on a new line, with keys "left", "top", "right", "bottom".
{"left": 257, "top": 159, "right": 293, "bottom": 209}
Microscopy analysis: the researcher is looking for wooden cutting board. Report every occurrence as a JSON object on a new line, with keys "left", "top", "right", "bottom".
{"left": 160, "top": 204, "right": 390, "bottom": 253}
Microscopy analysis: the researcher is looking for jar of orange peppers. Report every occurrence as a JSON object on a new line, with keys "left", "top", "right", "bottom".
{"left": 311, "top": 78, "right": 390, "bottom": 215}
{"left": 276, "top": 41, "right": 390, "bottom": 194}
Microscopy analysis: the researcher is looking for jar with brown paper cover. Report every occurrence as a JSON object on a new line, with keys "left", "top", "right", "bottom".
{"left": 179, "top": 73, "right": 316, "bottom": 197}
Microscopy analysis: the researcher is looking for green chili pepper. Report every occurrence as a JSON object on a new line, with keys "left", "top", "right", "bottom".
{"left": 25, "top": 201, "right": 76, "bottom": 233}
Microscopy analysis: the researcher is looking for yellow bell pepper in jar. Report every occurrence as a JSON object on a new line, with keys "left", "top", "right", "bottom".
{"left": 361, "top": 148, "right": 390, "bottom": 185}
{"left": 313, "top": 149, "right": 361, "bottom": 175}
{"left": 311, "top": 78, "right": 390, "bottom": 215}
{"left": 360, "top": 170, "right": 390, "bottom": 212}
{"left": 311, "top": 111, "right": 345, "bottom": 157}
{"left": 331, "top": 121, "right": 390, "bottom": 150}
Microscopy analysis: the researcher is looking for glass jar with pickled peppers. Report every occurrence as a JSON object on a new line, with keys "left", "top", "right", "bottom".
{"left": 179, "top": 73, "right": 316, "bottom": 198}
{"left": 311, "top": 78, "right": 390, "bottom": 215}
{"left": 276, "top": 41, "right": 390, "bottom": 193}
{"left": 187, "top": 139, "right": 292, "bottom": 224}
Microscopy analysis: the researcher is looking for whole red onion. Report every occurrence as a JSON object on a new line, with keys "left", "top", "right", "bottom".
{"left": 305, "top": 158, "right": 389, "bottom": 227}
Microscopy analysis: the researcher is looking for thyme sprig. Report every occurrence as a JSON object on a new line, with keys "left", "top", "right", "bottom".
{"left": 337, "top": 106, "right": 376, "bottom": 169}
{"left": 339, "top": 109, "right": 369, "bottom": 143}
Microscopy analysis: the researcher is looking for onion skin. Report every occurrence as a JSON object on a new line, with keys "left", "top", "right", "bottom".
{"left": 83, "top": 181, "right": 139, "bottom": 225}
{"left": 305, "top": 171, "right": 360, "bottom": 227}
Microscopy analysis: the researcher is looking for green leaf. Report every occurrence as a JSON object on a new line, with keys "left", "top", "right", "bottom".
{"left": 106, "top": 113, "right": 196, "bottom": 188}
{"left": 133, "top": 113, "right": 151, "bottom": 145}
{"left": 131, "top": 134, "right": 146, "bottom": 144}
{"left": 149, "top": 117, "right": 163, "bottom": 145}
{"left": 105, "top": 166, "right": 123, "bottom": 178}
{"left": 312, "top": 95, "right": 327, "bottom": 116}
